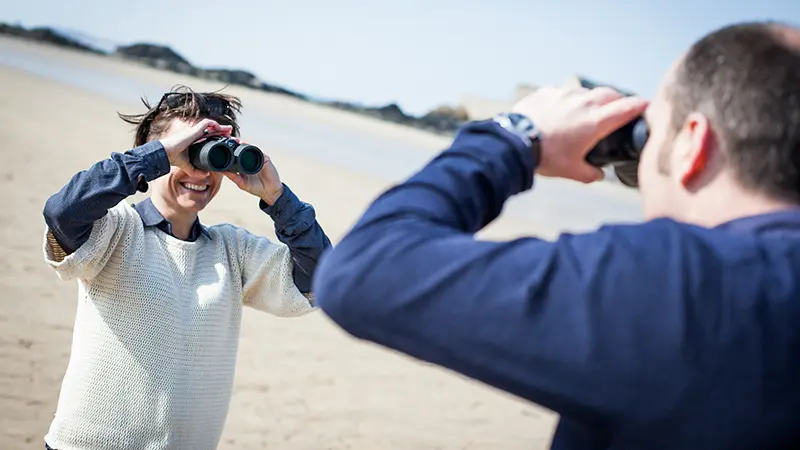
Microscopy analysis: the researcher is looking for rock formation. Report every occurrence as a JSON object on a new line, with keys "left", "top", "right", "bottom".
{"left": 0, "top": 23, "right": 103, "bottom": 54}
{"left": 113, "top": 43, "right": 308, "bottom": 100}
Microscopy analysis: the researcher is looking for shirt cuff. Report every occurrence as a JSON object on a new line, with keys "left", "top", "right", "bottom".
{"left": 126, "top": 141, "right": 171, "bottom": 192}
{"left": 469, "top": 119, "right": 537, "bottom": 191}
{"left": 259, "top": 184, "right": 307, "bottom": 232}
{"left": 133, "top": 141, "right": 171, "bottom": 180}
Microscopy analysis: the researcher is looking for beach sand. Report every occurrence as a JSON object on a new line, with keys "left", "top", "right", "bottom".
{"left": 0, "top": 37, "right": 637, "bottom": 449}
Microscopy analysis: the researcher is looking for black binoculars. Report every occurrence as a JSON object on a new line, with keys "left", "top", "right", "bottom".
{"left": 187, "top": 137, "right": 265, "bottom": 175}
{"left": 585, "top": 117, "right": 649, "bottom": 188}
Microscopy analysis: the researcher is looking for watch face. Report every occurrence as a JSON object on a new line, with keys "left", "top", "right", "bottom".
{"left": 506, "top": 113, "right": 534, "bottom": 132}
{"left": 494, "top": 113, "right": 537, "bottom": 143}
{"left": 492, "top": 113, "right": 541, "bottom": 165}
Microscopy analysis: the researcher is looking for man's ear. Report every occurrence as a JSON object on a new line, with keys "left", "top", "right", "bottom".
{"left": 678, "top": 112, "right": 713, "bottom": 187}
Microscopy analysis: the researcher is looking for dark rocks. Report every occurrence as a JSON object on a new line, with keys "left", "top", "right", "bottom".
{"left": 116, "top": 43, "right": 191, "bottom": 65}
{"left": 113, "top": 43, "right": 307, "bottom": 100}
{"left": 420, "top": 105, "right": 469, "bottom": 133}
{"left": 372, "top": 103, "right": 410, "bottom": 123}
{"left": 203, "top": 68, "right": 261, "bottom": 87}
{"left": 323, "top": 101, "right": 467, "bottom": 134}
{"left": 0, "top": 23, "right": 104, "bottom": 54}
{"left": 115, "top": 43, "right": 199, "bottom": 76}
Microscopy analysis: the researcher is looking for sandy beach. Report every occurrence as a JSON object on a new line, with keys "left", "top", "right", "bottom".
{"left": 0, "top": 37, "right": 640, "bottom": 449}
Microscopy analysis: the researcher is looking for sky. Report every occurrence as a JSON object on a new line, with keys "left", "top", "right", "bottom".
{"left": 3, "top": 0, "right": 799, "bottom": 116}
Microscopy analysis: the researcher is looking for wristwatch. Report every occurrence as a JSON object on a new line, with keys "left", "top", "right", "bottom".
{"left": 492, "top": 112, "right": 542, "bottom": 164}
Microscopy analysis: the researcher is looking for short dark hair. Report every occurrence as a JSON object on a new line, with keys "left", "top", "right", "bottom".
{"left": 118, "top": 85, "right": 242, "bottom": 147}
{"left": 669, "top": 21, "right": 800, "bottom": 202}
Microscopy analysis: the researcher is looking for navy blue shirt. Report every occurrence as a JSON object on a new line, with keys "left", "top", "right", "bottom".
{"left": 313, "top": 120, "right": 800, "bottom": 449}
{"left": 43, "top": 140, "right": 331, "bottom": 293}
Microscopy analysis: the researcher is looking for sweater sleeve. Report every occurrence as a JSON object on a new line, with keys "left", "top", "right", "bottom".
{"left": 43, "top": 201, "right": 138, "bottom": 282}
{"left": 237, "top": 228, "right": 317, "bottom": 317}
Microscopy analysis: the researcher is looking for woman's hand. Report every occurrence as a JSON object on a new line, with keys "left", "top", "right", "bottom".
{"left": 223, "top": 139, "right": 284, "bottom": 205}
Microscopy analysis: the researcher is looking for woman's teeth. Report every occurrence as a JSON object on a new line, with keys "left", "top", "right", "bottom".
{"left": 182, "top": 183, "right": 208, "bottom": 192}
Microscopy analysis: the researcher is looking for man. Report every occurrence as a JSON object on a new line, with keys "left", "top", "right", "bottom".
{"left": 313, "top": 21, "right": 800, "bottom": 449}
{"left": 42, "top": 86, "right": 331, "bottom": 449}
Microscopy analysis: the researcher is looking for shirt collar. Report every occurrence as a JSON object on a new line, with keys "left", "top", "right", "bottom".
{"left": 132, "top": 198, "right": 211, "bottom": 240}
{"left": 715, "top": 208, "right": 800, "bottom": 236}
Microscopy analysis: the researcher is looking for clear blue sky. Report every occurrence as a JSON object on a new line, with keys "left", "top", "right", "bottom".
{"left": 4, "top": 0, "right": 798, "bottom": 116}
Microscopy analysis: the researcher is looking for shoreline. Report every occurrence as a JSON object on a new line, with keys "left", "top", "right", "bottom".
{"left": 0, "top": 23, "right": 468, "bottom": 135}
{"left": 0, "top": 34, "right": 456, "bottom": 151}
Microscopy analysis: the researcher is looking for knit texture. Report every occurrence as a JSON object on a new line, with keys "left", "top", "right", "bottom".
{"left": 42, "top": 201, "right": 316, "bottom": 450}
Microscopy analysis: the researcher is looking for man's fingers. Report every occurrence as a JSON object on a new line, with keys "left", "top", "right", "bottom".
{"left": 584, "top": 86, "right": 624, "bottom": 107}
{"left": 594, "top": 96, "right": 649, "bottom": 138}
{"left": 581, "top": 166, "right": 606, "bottom": 184}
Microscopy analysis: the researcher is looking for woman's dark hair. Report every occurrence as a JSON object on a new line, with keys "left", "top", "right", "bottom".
{"left": 118, "top": 84, "right": 243, "bottom": 147}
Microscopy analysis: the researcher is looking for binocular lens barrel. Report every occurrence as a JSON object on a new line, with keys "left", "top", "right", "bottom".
{"left": 188, "top": 139, "right": 235, "bottom": 172}
{"left": 612, "top": 161, "right": 640, "bottom": 188}
{"left": 188, "top": 138, "right": 265, "bottom": 174}
{"left": 585, "top": 117, "right": 648, "bottom": 167}
{"left": 232, "top": 145, "right": 265, "bottom": 175}
{"left": 585, "top": 117, "right": 649, "bottom": 188}
{"left": 631, "top": 119, "right": 649, "bottom": 151}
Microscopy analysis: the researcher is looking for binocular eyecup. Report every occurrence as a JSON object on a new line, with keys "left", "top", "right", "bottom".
{"left": 585, "top": 117, "right": 649, "bottom": 188}
{"left": 187, "top": 137, "right": 265, "bottom": 175}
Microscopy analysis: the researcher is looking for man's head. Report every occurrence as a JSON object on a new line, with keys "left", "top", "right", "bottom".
{"left": 638, "top": 21, "right": 800, "bottom": 224}
{"left": 119, "top": 85, "right": 242, "bottom": 216}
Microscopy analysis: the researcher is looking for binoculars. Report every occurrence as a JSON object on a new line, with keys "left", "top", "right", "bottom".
{"left": 585, "top": 117, "right": 649, "bottom": 188}
{"left": 187, "top": 137, "right": 265, "bottom": 174}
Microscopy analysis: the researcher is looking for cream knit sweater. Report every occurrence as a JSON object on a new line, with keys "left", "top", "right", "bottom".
{"left": 42, "top": 200, "right": 316, "bottom": 450}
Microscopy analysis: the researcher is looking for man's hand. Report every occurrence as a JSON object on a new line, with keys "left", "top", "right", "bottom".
{"left": 159, "top": 119, "right": 233, "bottom": 173}
{"left": 224, "top": 141, "right": 284, "bottom": 205}
{"left": 512, "top": 86, "right": 648, "bottom": 183}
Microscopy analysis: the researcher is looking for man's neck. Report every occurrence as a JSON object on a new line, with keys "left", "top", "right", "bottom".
{"left": 150, "top": 197, "right": 197, "bottom": 240}
{"left": 682, "top": 184, "right": 798, "bottom": 228}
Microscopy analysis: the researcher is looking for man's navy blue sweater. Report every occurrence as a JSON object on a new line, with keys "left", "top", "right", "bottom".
{"left": 312, "top": 120, "right": 800, "bottom": 449}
